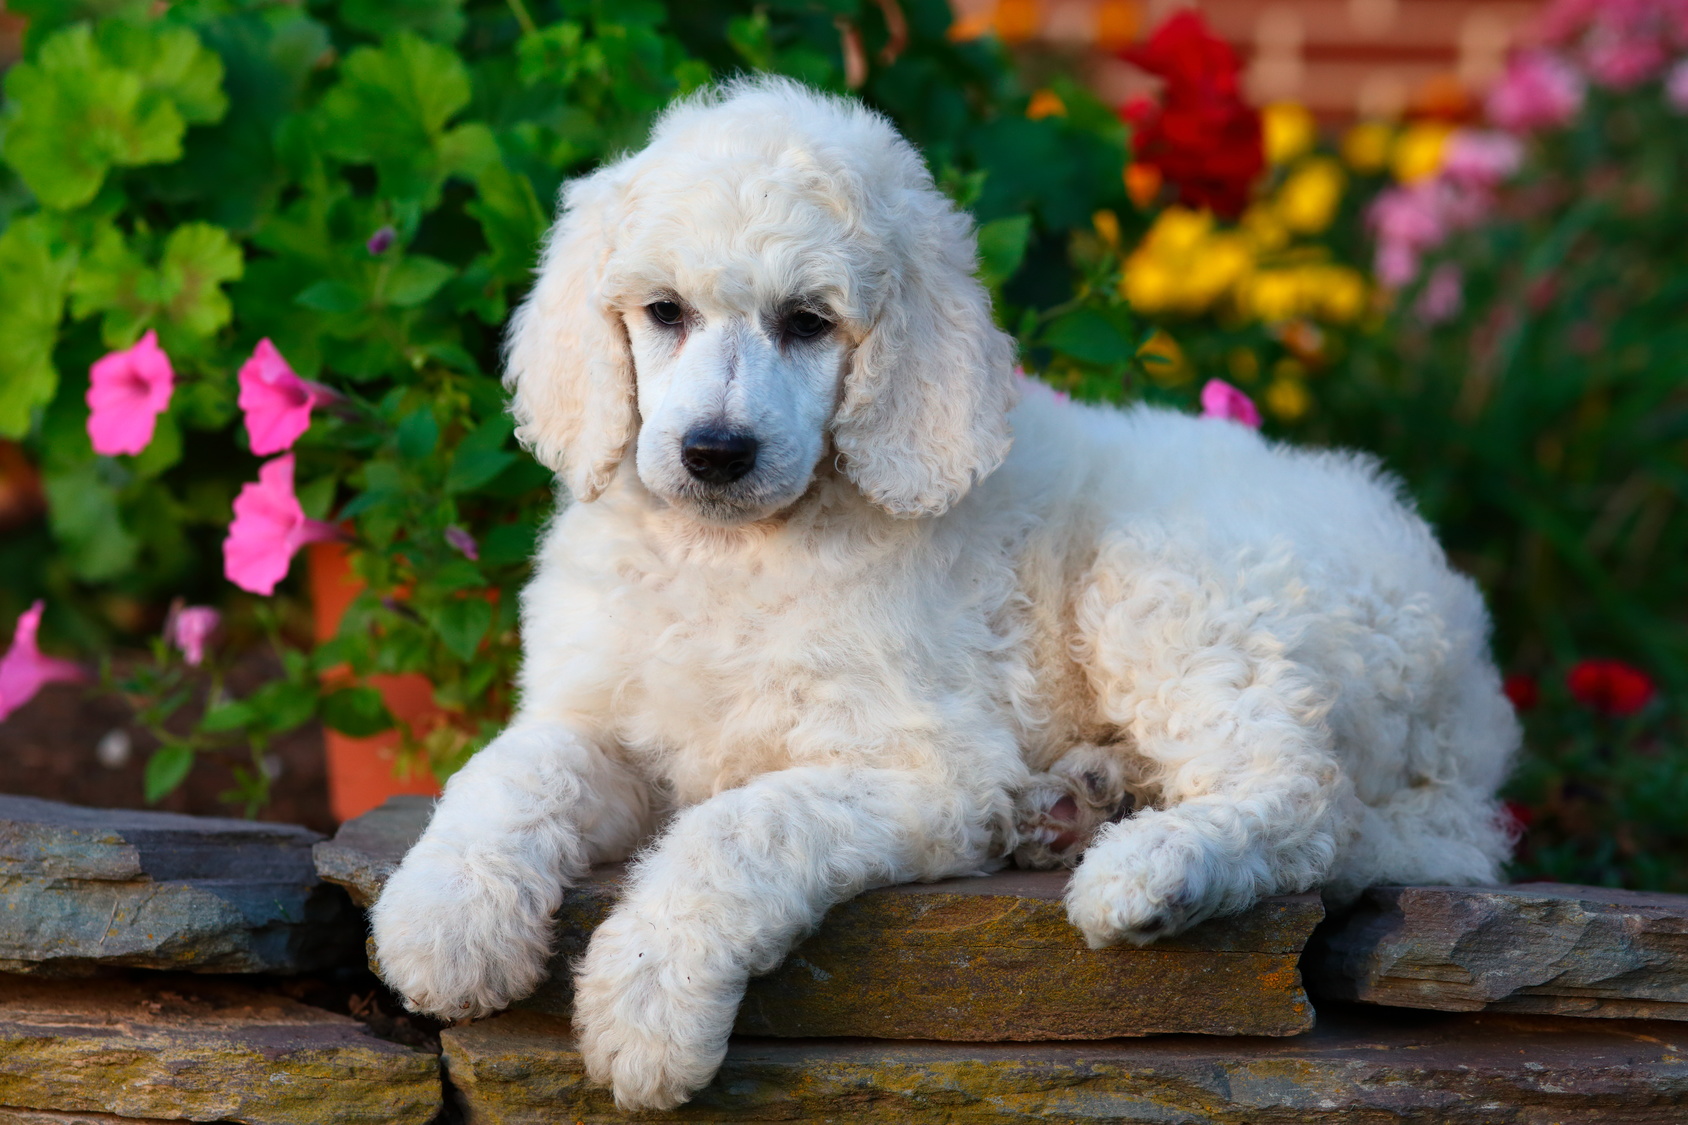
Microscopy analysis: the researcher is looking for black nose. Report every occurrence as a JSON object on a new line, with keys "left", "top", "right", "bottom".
{"left": 680, "top": 429, "right": 759, "bottom": 485}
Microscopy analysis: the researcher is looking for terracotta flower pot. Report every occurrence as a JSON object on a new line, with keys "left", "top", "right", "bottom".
{"left": 306, "top": 542, "right": 441, "bottom": 822}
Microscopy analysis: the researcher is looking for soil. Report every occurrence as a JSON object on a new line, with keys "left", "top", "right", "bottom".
{"left": 0, "top": 654, "right": 337, "bottom": 834}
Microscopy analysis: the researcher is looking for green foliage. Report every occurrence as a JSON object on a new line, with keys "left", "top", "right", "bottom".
{"left": 0, "top": 0, "right": 1144, "bottom": 812}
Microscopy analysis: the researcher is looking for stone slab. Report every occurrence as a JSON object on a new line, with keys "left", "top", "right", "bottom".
{"left": 1303, "top": 883, "right": 1688, "bottom": 1021}
{"left": 311, "top": 795, "right": 435, "bottom": 909}
{"left": 0, "top": 1110, "right": 183, "bottom": 1124}
{"left": 0, "top": 795, "right": 362, "bottom": 975}
{"left": 442, "top": 1005, "right": 1688, "bottom": 1124}
{"left": 0, "top": 974, "right": 441, "bottom": 1125}
{"left": 328, "top": 798, "right": 1321, "bottom": 1040}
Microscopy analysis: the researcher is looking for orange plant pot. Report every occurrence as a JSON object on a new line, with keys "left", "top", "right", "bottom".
{"left": 306, "top": 541, "right": 441, "bottom": 822}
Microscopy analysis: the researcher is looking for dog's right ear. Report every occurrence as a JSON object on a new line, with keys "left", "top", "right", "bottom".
{"left": 504, "top": 164, "right": 635, "bottom": 502}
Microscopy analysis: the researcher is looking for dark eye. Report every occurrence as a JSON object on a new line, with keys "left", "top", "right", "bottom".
{"left": 648, "top": 300, "right": 683, "bottom": 326}
{"left": 786, "top": 310, "right": 829, "bottom": 338}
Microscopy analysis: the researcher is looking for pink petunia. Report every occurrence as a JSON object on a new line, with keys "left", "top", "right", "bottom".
{"left": 237, "top": 339, "right": 337, "bottom": 456}
{"left": 168, "top": 605, "right": 221, "bottom": 667}
{"left": 0, "top": 601, "right": 87, "bottom": 723}
{"left": 1440, "top": 130, "right": 1525, "bottom": 186}
{"left": 1667, "top": 59, "right": 1688, "bottom": 112}
{"left": 85, "top": 330, "right": 174, "bottom": 457}
{"left": 1415, "top": 263, "right": 1465, "bottom": 325}
{"left": 1200, "top": 379, "right": 1262, "bottom": 428}
{"left": 1486, "top": 51, "right": 1585, "bottom": 132}
{"left": 223, "top": 454, "right": 341, "bottom": 596}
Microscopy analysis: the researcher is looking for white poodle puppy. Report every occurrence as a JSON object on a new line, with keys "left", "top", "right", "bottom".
{"left": 372, "top": 77, "right": 1517, "bottom": 1109}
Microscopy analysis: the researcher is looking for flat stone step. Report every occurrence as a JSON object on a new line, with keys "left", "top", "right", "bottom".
{"left": 0, "top": 795, "right": 361, "bottom": 975}
{"left": 0, "top": 1109, "right": 182, "bottom": 1124}
{"left": 1303, "top": 883, "right": 1688, "bottom": 1021}
{"left": 0, "top": 974, "right": 441, "bottom": 1125}
{"left": 327, "top": 798, "right": 1322, "bottom": 1040}
{"left": 441, "top": 1005, "right": 1688, "bottom": 1124}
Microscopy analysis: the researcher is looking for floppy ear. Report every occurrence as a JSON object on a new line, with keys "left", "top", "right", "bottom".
{"left": 831, "top": 204, "right": 1019, "bottom": 518}
{"left": 504, "top": 164, "right": 635, "bottom": 502}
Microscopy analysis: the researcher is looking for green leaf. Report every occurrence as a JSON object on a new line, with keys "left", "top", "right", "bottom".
{"left": 339, "top": 0, "right": 467, "bottom": 43}
{"left": 0, "top": 214, "right": 76, "bottom": 438}
{"left": 245, "top": 679, "right": 317, "bottom": 735}
{"left": 425, "top": 596, "right": 492, "bottom": 661}
{"left": 1, "top": 22, "right": 225, "bottom": 210}
{"left": 68, "top": 221, "right": 242, "bottom": 348}
{"left": 296, "top": 475, "right": 338, "bottom": 522}
{"left": 1041, "top": 308, "right": 1134, "bottom": 366}
{"left": 446, "top": 417, "right": 516, "bottom": 493}
{"left": 200, "top": 700, "right": 256, "bottom": 732}
{"left": 320, "top": 686, "right": 395, "bottom": 737}
{"left": 158, "top": 222, "right": 243, "bottom": 340}
{"left": 295, "top": 279, "right": 363, "bottom": 313}
{"left": 41, "top": 460, "right": 137, "bottom": 581}
{"left": 143, "top": 743, "right": 195, "bottom": 803}
{"left": 315, "top": 33, "right": 471, "bottom": 204}
{"left": 976, "top": 214, "right": 1032, "bottom": 289}
{"left": 383, "top": 255, "right": 454, "bottom": 307}
{"left": 479, "top": 520, "right": 538, "bottom": 566}
{"left": 397, "top": 410, "right": 440, "bottom": 459}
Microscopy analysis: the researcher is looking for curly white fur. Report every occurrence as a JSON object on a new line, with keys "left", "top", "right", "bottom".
{"left": 371, "top": 77, "right": 1518, "bottom": 1110}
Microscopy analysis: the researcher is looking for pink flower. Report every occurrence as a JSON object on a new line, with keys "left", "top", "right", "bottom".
{"left": 1667, "top": 59, "right": 1688, "bottom": 111}
{"left": 1585, "top": 36, "right": 1667, "bottom": 87}
{"left": 0, "top": 601, "right": 86, "bottom": 723}
{"left": 1441, "top": 130, "right": 1524, "bottom": 185}
{"left": 167, "top": 605, "right": 220, "bottom": 667}
{"left": 1200, "top": 379, "right": 1262, "bottom": 427}
{"left": 223, "top": 454, "right": 340, "bottom": 596}
{"left": 1487, "top": 51, "right": 1585, "bottom": 132}
{"left": 445, "top": 526, "right": 479, "bottom": 561}
{"left": 85, "top": 330, "right": 174, "bottom": 456}
{"left": 237, "top": 339, "right": 336, "bottom": 456}
{"left": 1416, "top": 263, "right": 1465, "bottom": 325}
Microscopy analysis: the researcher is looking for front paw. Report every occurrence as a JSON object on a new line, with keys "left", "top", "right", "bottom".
{"left": 370, "top": 842, "right": 556, "bottom": 1022}
{"left": 573, "top": 908, "right": 742, "bottom": 1111}
{"left": 1063, "top": 816, "right": 1211, "bottom": 947}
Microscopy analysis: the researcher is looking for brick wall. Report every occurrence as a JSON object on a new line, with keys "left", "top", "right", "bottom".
{"left": 951, "top": 0, "right": 1550, "bottom": 120}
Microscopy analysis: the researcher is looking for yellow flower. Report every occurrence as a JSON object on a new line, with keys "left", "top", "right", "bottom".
{"left": 1121, "top": 256, "right": 1178, "bottom": 315}
{"left": 1308, "top": 265, "right": 1368, "bottom": 323}
{"left": 1181, "top": 233, "right": 1251, "bottom": 311}
{"left": 1027, "top": 88, "right": 1067, "bottom": 120}
{"left": 1263, "top": 103, "right": 1316, "bottom": 166}
{"left": 1092, "top": 209, "right": 1121, "bottom": 249}
{"left": 1240, "top": 269, "right": 1304, "bottom": 322}
{"left": 1240, "top": 204, "right": 1290, "bottom": 252}
{"left": 1137, "top": 330, "right": 1191, "bottom": 385}
{"left": 1341, "top": 121, "right": 1394, "bottom": 174}
{"left": 1391, "top": 121, "right": 1454, "bottom": 184}
{"left": 1275, "top": 158, "right": 1346, "bottom": 235}
{"left": 1265, "top": 375, "right": 1311, "bottom": 421}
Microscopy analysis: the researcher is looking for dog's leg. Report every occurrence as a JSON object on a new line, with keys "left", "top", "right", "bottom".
{"left": 571, "top": 763, "right": 988, "bottom": 1111}
{"left": 1065, "top": 547, "right": 1343, "bottom": 947}
{"left": 1012, "top": 743, "right": 1136, "bottom": 869}
{"left": 370, "top": 722, "right": 649, "bottom": 1021}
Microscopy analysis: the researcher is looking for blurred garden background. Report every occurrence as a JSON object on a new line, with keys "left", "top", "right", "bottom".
{"left": 0, "top": 0, "right": 1682, "bottom": 890}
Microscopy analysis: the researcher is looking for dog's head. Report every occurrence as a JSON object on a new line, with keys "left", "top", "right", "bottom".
{"left": 504, "top": 77, "right": 1018, "bottom": 523}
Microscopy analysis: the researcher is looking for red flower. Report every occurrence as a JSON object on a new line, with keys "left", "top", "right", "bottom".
{"left": 1118, "top": 11, "right": 1264, "bottom": 218}
{"left": 1503, "top": 800, "right": 1535, "bottom": 832}
{"left": 1503, "top": 674, "right": 1540, "bottom": 712}
{"left": 1566, "top": 659, "right": 1655, "bottom": 717}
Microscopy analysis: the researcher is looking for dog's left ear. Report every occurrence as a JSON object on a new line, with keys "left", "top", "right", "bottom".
{"left": 503, "top": 162, "right": 636, "bottom": 502}
{"left": 832, "top": 199, "right": 1019, "bottom": 518}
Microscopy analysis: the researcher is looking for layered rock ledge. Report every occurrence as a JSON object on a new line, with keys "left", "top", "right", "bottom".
{"left": 322, "top": 797, "right": 1323, "bottom": 1040}
{"left": 0, "top": 975, "right": 441, "bottom": 1125}
{"left": 1304, "top": 883, "right": 1688, "bottom": 1021}
{"left": 0, "top": 795, "right": 362, "bottom": 975}
{"left": 442, "top": 1005, "right": 1688, "bottom": 1124}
